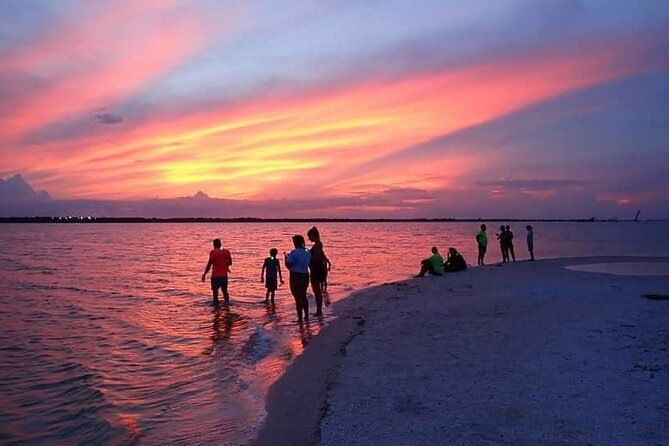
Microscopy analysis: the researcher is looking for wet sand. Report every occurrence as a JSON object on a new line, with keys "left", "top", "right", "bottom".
{"left": 253, "top": 256, "right": 669, "bottom": 445}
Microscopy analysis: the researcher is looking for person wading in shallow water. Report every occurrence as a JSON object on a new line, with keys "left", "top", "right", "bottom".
{"left": 202, "top": 238, "right": 232, "bottom": 305}
{"left": 307, "top": 226, "right": 327, "bottom": 317}
{"left": 285, "top": 235, "right": 311, "bottom": 323}
{"left": 261, "top": 248, "right": 283, "bottom": 304}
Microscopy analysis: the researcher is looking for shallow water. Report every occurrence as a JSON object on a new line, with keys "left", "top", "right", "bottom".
{"left": 1, "top": 221, "right": 668, "bottom": 445}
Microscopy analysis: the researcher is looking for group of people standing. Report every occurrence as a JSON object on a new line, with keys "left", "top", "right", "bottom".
{"left": 475, "top": 223, "right": 535, "bottom": 265}
{"left": 201, "top": 226, "right": 331, "bottom": 323}
{"left": 202, "top": 223, "right": 536, "bottom": 318}
{"left": 283, "top": 227, "right": 329, "bottom": 322}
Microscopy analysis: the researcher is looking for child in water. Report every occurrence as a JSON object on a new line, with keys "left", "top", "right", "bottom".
{"left": 261, "top": 248, "right": 284, "bottom": 304}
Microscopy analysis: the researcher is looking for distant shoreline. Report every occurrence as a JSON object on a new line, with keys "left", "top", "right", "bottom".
{"left": 0, "top": 217, "right": 663, "bottom": 224}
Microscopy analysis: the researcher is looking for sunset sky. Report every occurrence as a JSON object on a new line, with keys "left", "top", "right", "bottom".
{"left": 1, "top": 0, "right": 668, "bottom": 218}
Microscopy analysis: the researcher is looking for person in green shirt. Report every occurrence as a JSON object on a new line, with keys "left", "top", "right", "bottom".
{"left": 415, "top": 246, "right": 444, "bottom": 277}
{"left": 476, "top": 224, "right": 488, "bottom": 266}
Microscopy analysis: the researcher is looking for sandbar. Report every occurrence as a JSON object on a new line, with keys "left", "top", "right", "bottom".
{"left": 254, "top": 257, "right": 669, "bottom": 445}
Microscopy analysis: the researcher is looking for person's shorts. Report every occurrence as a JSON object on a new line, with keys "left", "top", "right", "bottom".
{"left": 265, "top": 276, "right": 277, "bottom": 292}
{"left": 478, "top": 245, "right": 487, "bottom": 255}
{"left": 211, "top": 276, "right": 228, "bottom": 290}
{"left": 528, "top": 243, "right": 534, "bottom": 251}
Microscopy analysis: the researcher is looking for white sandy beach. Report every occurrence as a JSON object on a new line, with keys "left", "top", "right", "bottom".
{"left": 254, "top": 256, "right": 669, "bottom": 445}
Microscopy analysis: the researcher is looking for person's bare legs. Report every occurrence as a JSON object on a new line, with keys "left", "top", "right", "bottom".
{"left": 222, "top": 279, "right": 230, "bottom": 303}
{"left": 311, "top": 277, "right": 323, "bottom": 316}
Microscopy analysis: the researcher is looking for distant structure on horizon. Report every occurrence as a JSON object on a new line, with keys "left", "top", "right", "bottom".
{"left": 634, "top": 210, "right": 641, "bottom": 222}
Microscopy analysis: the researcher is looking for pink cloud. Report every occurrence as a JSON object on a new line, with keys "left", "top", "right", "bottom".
{"left": 0, "top": 0, "right": 222, "bottom": 142}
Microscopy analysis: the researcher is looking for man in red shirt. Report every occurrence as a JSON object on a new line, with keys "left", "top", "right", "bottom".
{"left": 202, "top": 238, "right": 233, "bottom": 305}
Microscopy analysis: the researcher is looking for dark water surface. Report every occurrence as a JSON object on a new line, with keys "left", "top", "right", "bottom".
{"left": 1, "top": 222, "right": 668, "bottom": 445}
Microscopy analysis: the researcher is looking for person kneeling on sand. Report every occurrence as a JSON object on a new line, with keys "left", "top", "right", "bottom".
{"left": 444, "top": 247, "right": 467, "bottom": 272}
{"left": 415, "top": 246, "right": 445, "bottom": 277}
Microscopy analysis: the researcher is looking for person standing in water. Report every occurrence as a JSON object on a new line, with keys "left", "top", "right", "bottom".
{"left": 307, "top": 226, "right": 326, "bottom": 317}
{"left": 321, "top": 255, "right": 332, "bottom": 293}
{"left": 285, "top": 235, "right": 311, "bottom": 323}
{"left": 526, "top": 225, "right": 535, "bottom": 261}
{"left": 261, "top": 248, "right": 283, "bottom": 304}
{"left": 476, "top": 224, "right": 488, "bottom": 266}
{"left": 505, "top": 225, "right": 516, "bottom": 262}
{"left": 202, "top": 238, "right": 233, "bottom": 305}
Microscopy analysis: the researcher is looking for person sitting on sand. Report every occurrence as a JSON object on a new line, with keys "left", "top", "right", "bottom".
{"left": 415, "top": 246, "right": 445, "bottom": 277}
{"left": 476, "top": 224, "right": 488, "bottom": 266}
{"left": 261, "top": 248, "right": 283, "bottom": 305}
{"left": 506, "top": 225, "right": 516, "bottom": 262}
{"left": 285, "top": 235, "right": 311, "bottom": 323}
{"left": 526, "top": 225, "right": 535, "bottom": 261}
{"left": 202, "top": 238, "right": 233, "bottom": 305}
{"left": 444, "top": 247, "right": 467, "bottom": 272}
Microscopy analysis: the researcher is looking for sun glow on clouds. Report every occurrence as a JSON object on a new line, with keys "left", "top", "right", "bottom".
{"left": 1, "top": 0, "right": 667, "bottom": 216}
{"left": 9, "top": 41, "right": 648, "bottom": 202}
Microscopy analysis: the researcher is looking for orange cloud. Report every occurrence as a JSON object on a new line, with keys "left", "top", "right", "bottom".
{"left": 3, "top": 36, "right": 659, "bottom": 202}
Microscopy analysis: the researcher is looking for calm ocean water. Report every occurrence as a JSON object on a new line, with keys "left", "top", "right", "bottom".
{"left": 1, "top": 221, "right": 668, "bottom": 445}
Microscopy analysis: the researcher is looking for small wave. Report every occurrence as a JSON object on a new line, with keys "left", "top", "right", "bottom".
{"left": 241, "top": 327, "right": 274, "bottom": 363}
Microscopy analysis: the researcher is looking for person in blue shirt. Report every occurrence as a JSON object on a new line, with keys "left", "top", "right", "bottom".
{"left": 285, "top": 235, "right": 311, "bottom": 323}
{"left": 526, "top": 225, "right": 535, "bottom": 261}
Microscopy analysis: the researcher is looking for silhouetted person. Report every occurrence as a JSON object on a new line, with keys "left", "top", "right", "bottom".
{"left": 415, "top": 246, "right": 444, "bottom": 277}
{"left": 321, "top": 255, "right": 332, "bottom": 293}
{"left": 526, "top": 225, "right": 535, "bottom": 261}
{"left": 307, "top": 226, "right": 326, "bottom": 317}
{"left": 476, "top": 224, "right": 488, "bottom": 265}
{"left": 505, "top": 225, "right": 516, "bottom": 262}
{"left": 496, "top": 225, "right": 509, "bottom": 263}
{"left": 444, "top": 247, "right": 467, "bottom": 272}
{"left": 285, "top": 235, "right": 311, "bottom": 323}
{"left": 202, "top": 238, "right": 233, "bottom": 305}
{"left": 261, "top": 248, "right": 283, "bottom": 304}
